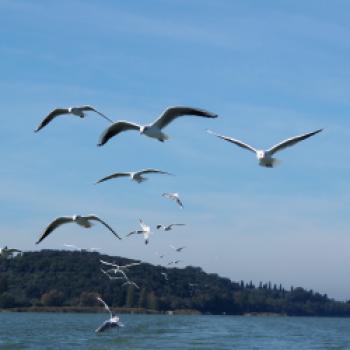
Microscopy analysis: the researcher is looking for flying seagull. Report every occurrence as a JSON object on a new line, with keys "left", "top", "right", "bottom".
{"left": 162, "top": 193, "right": 183, "bottom": 208}
{"left": 161, "top": 272, "right": 168, "bottom": 281}
{"left": 95, "top": 297, "right": 123, "bottom": 333}
{"left": 122, "top": 277, "right": 140, "bottom": 289}
{"left": 100, "top": 268, "right": 126, "bottom": 281}
{"left": 100, "top": 259, "right": 141, "bottom": 273}
{"left": 35, "top": 214, "right": 121, "bottom": 244}
{"left": 170, "top": 245, "right": 186, "bottom": 252}
{"left": 97, "top": 106, "right": 218, "bottom": 145}
{"left": 96, "top": 168, "right": 172, "bottom": 184}
{"left": 63, "top": 244, "right": 100, "bottom": 252}
{"left": 35, "top": 105, "right": 113, "bottom": 132}
{"left": 126, "top": 219, "right": 151, "bottom": 245}
{"left": 167, "top": 260, "right": 181, "bottom": 266}
{"left": 207, "top": 129, "right": 323, "bottom": 168}
{"left": 156, "top": 223, "right": 185, "bottom": 231}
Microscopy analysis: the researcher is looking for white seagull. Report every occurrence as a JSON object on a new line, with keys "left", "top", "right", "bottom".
{"left": 97, "top": 106, "right": 218, "bottom": 145}
{"left": 162, "top": 193, "right": 183, "bottom": 208}
{"left": 35, "top": 214, "right": 121, "bottom": 244}
{"left": 170, "top": 245, "right": 186, "bottom": 252}
{"left": 35, "top": 105, "right": 113, "bottom": 132}
{"left": 95, "top": 297, "right": 123, "bottom": 333}
{"left": 100, "top": 268, "right": 126, "bottom": 281}
{"left": 208, "top": 129, "right": 323, "bottom": 168}
{"left": 161, "top": 272, "right": 168, "bottom": 281}
{"left": 100, "top": 259, "right": 141, "bottom": 274}
{"left": 126, "top": 219, "right": 151, "bottom": 245}
{"left": 156, "top": 223, "right": 185, "bottom": 231}
{"left": 96, "top": 168, "right": 172, "bottom": 184}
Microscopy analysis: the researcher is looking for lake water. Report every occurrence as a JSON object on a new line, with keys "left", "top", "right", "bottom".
{"left": 0, "top": 313, "right": 349, "bottom": 349}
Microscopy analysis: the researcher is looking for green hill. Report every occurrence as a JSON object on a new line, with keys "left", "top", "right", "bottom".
{"left": 1, "top": 250, "right": 349, "bottom": 316}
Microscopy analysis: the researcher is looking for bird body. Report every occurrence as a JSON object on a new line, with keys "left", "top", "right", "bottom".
{"left": 208, "top": 129, "right": 323, "bottom": 168}
{"left": 35, "top": 105, "right": 113, "bottom": 132}
{"left": 36, "top": 214, "right": 121, "bottom": 244}
{"left": 98, "top": 106, "right": 218, "bottom": 146}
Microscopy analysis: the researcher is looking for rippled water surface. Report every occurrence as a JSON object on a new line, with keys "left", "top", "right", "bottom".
{"left": 0, "top": 313, "right": 350, "bottom": 349}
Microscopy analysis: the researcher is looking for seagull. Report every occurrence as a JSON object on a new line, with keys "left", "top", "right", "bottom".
{"left": 161, "top": 272, "right": 168, "bottom": 281}
{"left": 97, "top": 106, "right": 218, "bottom": 145}
{"left": 100, "top": 259, "right": 141, "bottom": 273}
{"left": 35, "top": 105, "right": 113, "bottom": 132}
{"left": 0, "top": 246, "right": 22, "bottom": 258}
{"left": 170, "top": 245, "right": 186, "bottom": 252}
{"left": 167, "top": 260, "right": 181, "bottom": 266}
{"left": 96, "top": 169, "right": 172, "bottom": 184}
{"left": 122, "top": 277, "right": 140, "bottom": 289}
{"left": 162, "top": 193, "right": 183, "bottom": 208}
{"left": 100, "top": 268, "right": 126, "bottom": 281}
{"left": 207, "top": 129, "right": 323, "bottom": 168}
{"left": 95, "top": 297, "right": 123, "bottom": 333}
{"left": 35, "top": 214, "right": 121, "bottom": 244}
{"left": 156, "top": 223, "right": 185, "bottom": 231}
{"left": 126, "top": 219, "right": 151, "bottom": 245}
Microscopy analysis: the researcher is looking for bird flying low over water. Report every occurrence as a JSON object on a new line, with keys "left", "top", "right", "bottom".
{"left": 35, "top": 215, "right": 121, "bottom": 244}
{"left": 97, "top": 106, "right": 218, "bottom": 145}
{"left": 156, "top": 223, "right": 185, "bottom": 231}
{"left": 95, "top": 297, "right": 123, "bottom": 333}
{"left": 207, "top": 129, "right": 323, "bottom": 168}
{"left": 96, "top": 169, "right": 172, "bottom": 184}
{"left": 34, "top": 105, "right": 113, "bottom": 132}
{"left": 126, "top": 219, "right": 151, "bottom": 245}
{"left": 162, "top": 193, "right": 183, "bottom": 208}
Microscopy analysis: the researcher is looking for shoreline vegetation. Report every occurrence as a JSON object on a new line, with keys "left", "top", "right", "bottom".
{"left": 1, "top": 250, "right": 350, "bottom": 317}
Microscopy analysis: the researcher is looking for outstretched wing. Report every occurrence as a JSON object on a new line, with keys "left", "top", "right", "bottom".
{"left": 35, "top": 216, "right": 73, "bottom": 244}
{"left": 97, "top": 121, "right": 141, "bottom": 146}
{"left": 207, "top": 130, "right": 257, "bottom": 153}
{"left": 85, "top": 215, "right": 122, "bottom": 240}
{"left": 126, "top": 230, "right": 143, "bottom": 237}
{"left": 137, "top": 169, "right": 173, "bottom": 176}
{"left": 95, "top": 172, "right": 131, "bottom": 184}
{"left": 169, "top": 224, "right": 185, "bottom": 229}
{"left": 100, "top": 259, "right": 118, "bottom": 268}
{"left": 123, "top": 262, "right": 142, "bottom": 268}
{"left": 96, "top": 297, "right": 112, "bottom": 317}
{"left": 267, "top": 129, "right": 323, "bottom": 155}
{"left": 152, "top": 106, "right": 218, "bottom": 130}
{"left": 176, "top": 198, "right": 184, "bottom": 208}
{"left": 34, "top": 108, "right": 69, "bottom": 132}
{"left": 79, "top": 105, "right": 114, "bottom": 123}
{"left": 95, "top": 320, "right": 113, "bottom": 333}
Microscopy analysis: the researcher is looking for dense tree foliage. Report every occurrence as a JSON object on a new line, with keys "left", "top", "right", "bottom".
{"left": 1, "top": 250, "right": 350, "bottom": 316}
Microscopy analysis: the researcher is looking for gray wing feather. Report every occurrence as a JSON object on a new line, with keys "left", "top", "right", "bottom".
{"left": 97, "top": 121, "right": 141, "bottom": 146}
{"left": 35, "top": 217, "right": 73, "bottom": 244}
{"left": 85, "top": 215, "right": 122, "bottom": 240}
{"left": 137, "top": 169, "right": 173, "bottom": 176}
{"left": 95, "top": 172, "right": 131, "bottom": 184}
{"left": 152, "top": 106, "right": 218, "bottom": 130}
{"left": 34, "top": 108, "right": 69, "bottom": 132}
{"left": 267, "top": 129, "right": 323, "bottom": 155}
{"left": 208, "top": 130, "right": 257, "bottom": 153}
{"left": 79, "top": 105, "right": 114, "bottom": 123}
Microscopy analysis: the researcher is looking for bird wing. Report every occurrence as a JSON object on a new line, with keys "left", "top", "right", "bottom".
{"left": 35, "top": 216, "right": 73, "bottom": 244}
{"left": 126, "top": 230, "right": 143, "bottom": 237}
{"left": 176, "top": 198, "right": 184, "bottom": 208}
{"left": 178, "top": 246, "right": 186, "bottom": 251}
{"left": 34, "top": 108, "right": 69, "bottom": 132}
{"left": 169, "top": 224, "right": 185, "bottom": 228}
{"left": 123, "top": 262, "right": 141, "bottom": 268}
{"left": 100, "top": 259, "right": 118, "bottom": 267}
{"left": 96, "top": 297, "right": 112, "bottom": 318}
{"left": 152, "top": 106, "right": 218, "bottom": 130}
{"left": 85, "top": 215, "right": 121, "bottom": 240}
{"left": 207, "top": 130, "right": 257, "bottom": 153}
{"left": 137, "top": 169, "right": 173, "bottom": 176}
{"left": 267, "top": 129, "right": 323, "bottom": 155}
{"left": 95, "top": 172, "right": 131, "bottom": 184}
{"left": 97, "top": 121, "right": 141, "bottom": 146}
{"left": 79, "top": 105, "right": 114, "bottom": 123}
{"left": 95, "top": 320, "right": 113, "bottom": 333}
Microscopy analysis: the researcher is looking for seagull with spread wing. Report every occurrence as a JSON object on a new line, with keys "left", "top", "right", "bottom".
{"left": 100, "top": 259, "right": 141, "bottom": 274}
{"left": 170, "top": 245, "right": 186, "bottom": 252}
{"left": 207, "top": 129, "right": 323, "bottom": 168}
{"left": 126, "top": 219, "right": 151, "bottom": 245}
{"left": 97, "top": 106, "right": 217, "bottom": 145}
{"left": 35, "top": 215, "right": 121, "bottom": 244}
{"left": 162, "top": 193, "right": 183, "bottom": 208}
{"left": 95, "top": 297, "right": 123, "bottom": 333}
{"left": 35, "top": 105, "right": 113, "bottom": 132}
{"left": 156, "top": 223, "right": 185, "bottom": 231}
{"left": 96, "top": 168, "right": 172, "bottom": 184}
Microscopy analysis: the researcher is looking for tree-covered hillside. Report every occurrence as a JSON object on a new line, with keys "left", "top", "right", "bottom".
{"left": 1, "top": 250, "right": 350, "bottom": 316}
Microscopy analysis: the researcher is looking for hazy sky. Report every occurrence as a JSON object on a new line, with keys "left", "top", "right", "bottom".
{"left": 1, "top": 0, "right": 349, "bottom": 300}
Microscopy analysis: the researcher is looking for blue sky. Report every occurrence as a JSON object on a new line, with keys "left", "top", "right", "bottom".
{"left": 1, "top": 0, "right": 350, "bottom": 300}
